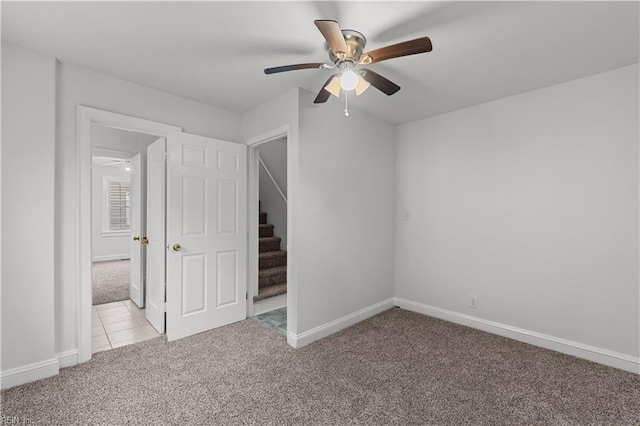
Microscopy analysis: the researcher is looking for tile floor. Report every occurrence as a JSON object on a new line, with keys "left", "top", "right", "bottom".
{"left": 92, "top": 300, "right": 161, "bottom": 353}
{"left": 253, "top": 306, "right": 287, "bottom": 336}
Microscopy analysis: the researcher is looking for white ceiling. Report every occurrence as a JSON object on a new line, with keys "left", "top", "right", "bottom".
{"left": 2, "top": 1, "right": 638, "bottom": 125}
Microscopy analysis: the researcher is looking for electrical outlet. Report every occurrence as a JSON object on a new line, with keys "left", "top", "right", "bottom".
{"left": 470, "top": 296, "right": 479, "bottom": 309}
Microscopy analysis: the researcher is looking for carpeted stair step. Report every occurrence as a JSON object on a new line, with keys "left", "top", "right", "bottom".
{"left": 259, "top": 236, "right": 281, "bottom": 253}
{"left": 259, "top": 250, "right": 287, "bottom": 269}
{"left": 253, "top": 282, "right": 287, "bottom": 302}
{"left": 259, "top": 265, "right": 287, "bottom": 289}
{"left": 259, "top": 223, "right": 274, "bottom": 238}
{"left": 256, "top": 204, "right": 287, "bottom": 301}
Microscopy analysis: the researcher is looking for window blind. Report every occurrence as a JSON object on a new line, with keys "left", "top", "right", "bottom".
{"left": 108, "top": 182, "right": 131, "bottom": 231}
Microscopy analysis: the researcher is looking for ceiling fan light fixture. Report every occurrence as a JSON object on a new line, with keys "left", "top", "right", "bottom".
{"left": 340, "top": 68, "right": 359, "bottom": 91}
{"left": 355, "top": 75, "right": 370, "bottom": 96}
{"left": 266, "top": 20, "right": 433, "bottom": 109}
{"left": 325, "top": 76, "right": 341, "bottom": 97}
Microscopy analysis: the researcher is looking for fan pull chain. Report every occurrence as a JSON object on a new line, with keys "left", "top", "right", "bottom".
{"left": 344, "top": 91, "right": 350, "bottom": 117}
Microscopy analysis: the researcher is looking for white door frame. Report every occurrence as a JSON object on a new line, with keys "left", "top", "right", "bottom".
{"left": 244, "top": 125, "right": 295, "bottom": 327}
{"left": 77, "top": 105, "right": 181, "bottom": 363}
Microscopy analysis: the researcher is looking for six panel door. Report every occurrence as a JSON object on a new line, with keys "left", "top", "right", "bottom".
{"left": 165, "top": 132, "right": 247, "bottom": 341}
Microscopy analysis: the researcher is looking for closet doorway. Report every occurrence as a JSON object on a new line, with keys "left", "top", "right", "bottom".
{"left": 251, "top": 136, "right": 288, "bottom": 332}
{"left": 247, "top": 130, "right": 292, "bottom": 340}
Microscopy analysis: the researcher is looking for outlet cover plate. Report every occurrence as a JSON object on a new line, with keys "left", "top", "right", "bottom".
{"left": 470, "top": 296, "right": 479, "bottom": 309}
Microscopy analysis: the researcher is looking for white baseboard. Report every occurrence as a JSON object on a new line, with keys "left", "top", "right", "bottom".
{"left": 395, "top": 297, "right": 640, "bottom": 374}
{"left": 57, "top": 349, "right": 79, "bottom": 368}
{"left": 92, "top": 255, "right": 130, "bottom": 262}
{"left": 1, "top": 358, "right": 59, "bottom": 389}
{"left": 288, "top": 298, "right": 395, "bottom": 348}
{"left": 253, "top": 293, "right": 287, "bottom": 315}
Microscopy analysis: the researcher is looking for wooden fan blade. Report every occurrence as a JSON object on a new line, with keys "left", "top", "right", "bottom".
{"left": 314, "top": 75, "right": 339, "bottom": 104}
{"left": 359, "top": 70, "right": 400, "bottom": 95}
{"left": 314, "top": 20, "right": 348, "bottom": 57}
{"left": 264, "top": 63, "right": 325, "bottom": 74}
{"left": 362, "top": 37, "right": 432, "bottom": 64}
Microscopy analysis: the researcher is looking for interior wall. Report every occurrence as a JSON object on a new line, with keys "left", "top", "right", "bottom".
{"left": 55, "top": 60, "right": 244, "bottom": 357}
{"left": 394, "top": 64, "right": 639, "bottom": 360}
{"left": 91, "top": 164, "right": 131, "bottom": 261}
{"left": 1, "top": 43, "right": 57, "bottom": 377}
{"left": 92, "top": 125, "right": 159, "bottom": 154}
{"left": 296, "top": 90, "right": 395, "bottom": 334}
{"left": 258, "top": 138, "right": 288, "bottom": 250}
{"left": 258, "top": 137, "right": 288, "bottom": 196}
{"left": 242, "top": 88, "right": 299, "bottom": 142}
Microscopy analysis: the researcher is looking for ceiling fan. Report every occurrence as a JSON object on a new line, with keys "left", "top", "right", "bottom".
{"left": 264, "top": 20, "right": 432, "bottom": 114}
{"left": 102, "top": 159, "right": 129, "bottom": 167}
{"left": 98, "top": 158, "right": 131, "bottom": 171}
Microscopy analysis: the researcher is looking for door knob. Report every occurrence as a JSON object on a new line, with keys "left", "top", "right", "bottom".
{"left": 141, "top": 237, "right": 149, "bottom": 245}
{"left": 172, "top": 243, "right": 181, "bottom": 252}
{"left": 133, "top": 236, "right": 140, "bottom": 241}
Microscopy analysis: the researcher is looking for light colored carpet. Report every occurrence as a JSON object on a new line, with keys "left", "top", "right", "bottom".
{"left": 1, "top": 308, "right": 639, "bottom": 425}
{"left": 92, "top": 260, "right": 130, "bottom": 305}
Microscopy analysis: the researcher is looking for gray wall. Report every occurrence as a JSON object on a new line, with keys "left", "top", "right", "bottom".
{"left": 1, "top": 43, "right": 57, "bottom": 378}
{"left": 394, "top": 64, "right": 640, "bottom": 359}
{"left": 296, "top": 90, "right": 396, "bottom": 333}
{"left": 92, "top": 125, "right": 158, "bottom": 154}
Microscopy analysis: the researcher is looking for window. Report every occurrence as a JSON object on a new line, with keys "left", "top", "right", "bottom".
{"left": 103, "top": 177, "right": 131, "bottom": 233}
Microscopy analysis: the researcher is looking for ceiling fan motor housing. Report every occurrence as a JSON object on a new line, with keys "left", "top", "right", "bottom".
{"left": 327, "top": 30, "right": 367, "bottom": 63}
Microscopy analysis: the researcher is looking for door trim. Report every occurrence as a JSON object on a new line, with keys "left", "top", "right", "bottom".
{"left": 77, "top": 106, "right": 181, "bottom": 363}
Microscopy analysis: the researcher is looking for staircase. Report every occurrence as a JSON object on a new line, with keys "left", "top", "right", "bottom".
{"left": 255, "top": 209, "right": 287, "bottom": 302}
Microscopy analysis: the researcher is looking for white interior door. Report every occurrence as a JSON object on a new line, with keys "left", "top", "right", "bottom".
{"left": 146, "top": 138, "right": 166, "bottom": 333}
{"left": 129, "top": 153, "right": 145, "bottom": 308}
{"left": 166, "top": 132, "right": 247, "bottom": 341}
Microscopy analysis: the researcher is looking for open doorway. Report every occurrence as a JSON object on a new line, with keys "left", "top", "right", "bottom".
{"left": 91, "top": 154, "right": 131, "bottom": 305}
{"left": 249, "top": 135, "right": 288, "bottom": 335}
{"left": 90, "top": 124, "right": 160, "bottom": 353}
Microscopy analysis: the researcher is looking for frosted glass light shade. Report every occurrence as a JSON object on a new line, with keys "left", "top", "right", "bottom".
{"left": 340, "top": 69, "right": 359, "bottom": 91}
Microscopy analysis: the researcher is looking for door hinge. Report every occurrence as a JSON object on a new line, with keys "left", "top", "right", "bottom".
{"left": 246, "top": 292, "right": 248, "bottom": 300}
{"left": 164, "top": 302, "right": 168, "bottom": 312}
